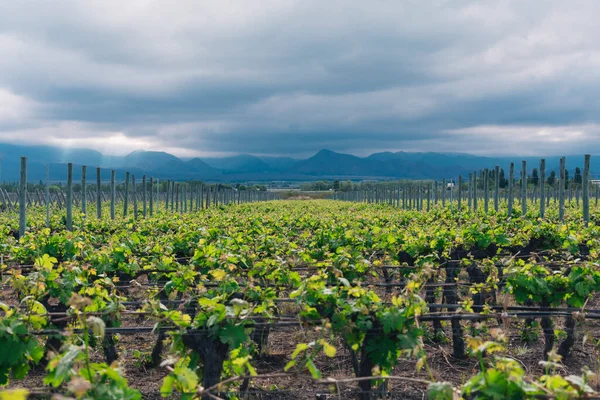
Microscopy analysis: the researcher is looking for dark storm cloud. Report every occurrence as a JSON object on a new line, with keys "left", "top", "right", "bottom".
{"left": 1, "top": 0, "right": 600, "bottom": 157}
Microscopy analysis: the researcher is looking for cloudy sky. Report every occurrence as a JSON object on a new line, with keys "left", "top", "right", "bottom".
{"left": 1, "top": 1, "right": 600, "bottom": 157}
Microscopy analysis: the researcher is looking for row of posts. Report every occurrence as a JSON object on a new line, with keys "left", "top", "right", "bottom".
{"left": 16, "top": 158, "right": 274, "bottom": 238}
{"left": 334, "top": 155, "right": 593, "bottom": 225}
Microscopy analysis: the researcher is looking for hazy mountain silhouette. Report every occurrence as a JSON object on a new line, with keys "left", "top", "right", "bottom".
{"left": 202, "top": 154, "right": 272, "bottom": 174}
{"left": 0, "top": 143, "right": 594, "bottom": 182}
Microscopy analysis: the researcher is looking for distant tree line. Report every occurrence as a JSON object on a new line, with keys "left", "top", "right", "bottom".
{"left": 0, "top": 180, "right": 268, "bottom": 193}
{"left": 298, "top": 167, "right": 588, "bottom": 192}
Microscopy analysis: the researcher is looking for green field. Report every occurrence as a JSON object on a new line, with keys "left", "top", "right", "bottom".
{"left": 2, "top": 199, "right": 600, "bottom": 399}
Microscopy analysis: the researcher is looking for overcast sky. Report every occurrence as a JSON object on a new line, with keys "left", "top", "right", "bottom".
{"left": 1, "top": 1, "right": 600, "bottom": 158}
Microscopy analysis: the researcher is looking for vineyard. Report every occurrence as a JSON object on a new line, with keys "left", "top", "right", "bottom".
{"left": 3, "top": 156, "right": 600, "bottom": 399}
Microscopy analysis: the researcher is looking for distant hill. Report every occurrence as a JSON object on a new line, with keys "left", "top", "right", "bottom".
{"left": 259, "top": 156, "right": 298, "bottom": 171}
{"left": 292, "top": 149, "right": 381, "bottom": 176}
{"left": 202, "top": 154, "right": 272, "bottom": 174}
{"left": 186, "top": 158, "right": 222, "bottom": 177}
{"left": 0, "top": 142, "right": 595, "bottom": 182}
{"left": 124, "top": 150, "right": 191, "bottom": 173}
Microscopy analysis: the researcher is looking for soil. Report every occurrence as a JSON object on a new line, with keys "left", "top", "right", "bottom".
{"left": 5, "top": 271, "right": 600, "bottom": 399}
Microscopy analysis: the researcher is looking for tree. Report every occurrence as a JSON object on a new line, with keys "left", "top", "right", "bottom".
{"left": 530, "top": 168, "right": 539, "bottom": 186}
{"left": 498, "top": 168, "right": 508, "bottom": 188}
{"left": 565, "top": 169, "right": 570, "bottom": 189}
{"left": 574, "top": 167, "right": 582, "bottom": 186}
{"left": 547, "top": 171, "right": 556, "bottom": 186}
{"left": 333, "top": 179, "right": 340, "bottom": 191}
{"left": 340, "top": 180, "right": 354, "bottom": 192}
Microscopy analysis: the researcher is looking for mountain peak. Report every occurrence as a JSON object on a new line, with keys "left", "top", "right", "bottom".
{"left": 315, "top": 149, "right": 336, "bottom": 156}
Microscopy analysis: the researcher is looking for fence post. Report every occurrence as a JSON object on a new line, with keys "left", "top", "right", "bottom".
{"left": 171, "top": 181, "right": 175, "bottom": 211}
{"left": 18, "top": 157, "right": 27, "bottom": 238}
{"left": 96, "top": 167, "right": 102, "bottom": 219}
{"left": 494, "top": 166, "right": 499, "bottom": 212}
{"left": 132, "top": 174, "right": 137, "bottom": 220}
{"left": 143, "top": 175, "right": 147, "bottom": 217}
{"left": 184, "top": 183, "right": 187, "bottom": 213}
{"left": 442, "top": 179, "right": 446, "bottom": 207}
{"left": 66, "top": 163, "right": 73, "bottom": 231}
{"left": 559, "top": 157, "right": 565, "bottom": 221}
{"left": 521, "top": 161, "right": 527, "bottom": 216}
{"left": 149, "top": 177, "right": 154, "bottom": 216}
{"left": 508, "top": 163, "right": 514, "bottom": 215}
{"left": 45, "top": 164, "right": 50, "bottom": 228}
{"left": 457, "top": 175, "right": 462, "bottom": 210}
{"left": 165, "top": 180, "right": 170, "bottom": 211}
{"left": 583, "top": 154, "right": 591, "bottom": 226}
{"left": 539, "top": 159, "right": 546, "bottom": 219}
{"left": 201, "top": 184, "right": 205, "bottom": 209}
{"left": 124, "top": 172, "right": 130, "bottom": 217}
{"left": 484, "top": 168, "right": 489, "bottom": 213}
{"left": 110, "top": 170, "right": 116, "bottom": 220}
{"left": 82, "top": 166, "right": 87, "bottom": 216}
{"left": 473, "top": 171, "right": 478, "bottom": 211}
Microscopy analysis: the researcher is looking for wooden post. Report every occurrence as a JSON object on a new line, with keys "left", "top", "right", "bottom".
{"left": 149, "top": 177, "right": 154, "bottom": 216}
{"left": 583, "top": 154, "right": 591, "bottom": 226}
{"left": 143, "top": 175, "right": 147, "bottom": 217}
{"left": 110, "top": 170, "right": 116, "bottom": 220}
{"left": 66, "top": 163, "right": 73, "bottom": 231}
{"left": 132, "top": 174, "right": 137, "bottom": 219}
{"left": 539, "top": 159, "right": 546, "bottom": 219}
{"left": 201, "top": 184, "right": 205, "bottom": 209}
{"left": 508, "top": 163, "right": 514, "bottom": 215}
{"left": 163, "top": 180, "right": 168, "bottom": 211}
{"left": 18, "top": 157, "right": 27, "bottom": 238}
{"left": 442, "top": 179, "right": 446, "bottom": 207}
{"left": 458, "top": 175, "right": 462, "bottom": 210}
{"left": 96, "top": 167, "right": 102, "bottom": 219}
{"left": 181, "top": 184, "right": 185, "bottom": 211}
{"left": 467, "top": 173, "right": 472, "bottom": 210}
{"left": 81, "top": 166, "right": 87, "bottom": 216}
{"left": 196, "top": 185, "right": 200, "bottom": 211}
{"left": 171, "top": 181, "right": 175, "bottom": 212}
{"left": 473, "top": 171, "right": 477, "bottom": 211}
{"left": 521, "top": 161, "right": 527, "bottom": 216}
{"left": 484, "top": 168, "right": 489, "bottom": 213}
{"left": 494, "top": 166, "right": 499, "bottom": 212}
{"left": 45, "top": 164, "right": 50, "bottom": 228}
{"left": 124, "top": 172, "right": 129, "bottom": 217}
{"left": 559, "top": 157, "right": 565, "bottom": 221}
{"left": 183, "top": 183, "right": 187, "bottom": 213}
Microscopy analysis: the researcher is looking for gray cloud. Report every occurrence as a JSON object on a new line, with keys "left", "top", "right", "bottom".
{"left": 1, "top": 0, "right": 600, "bottom": 157}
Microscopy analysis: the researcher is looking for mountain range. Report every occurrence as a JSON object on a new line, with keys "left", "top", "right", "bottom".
{"left": 0, "top": 143, "right": 594, "bottom": 182}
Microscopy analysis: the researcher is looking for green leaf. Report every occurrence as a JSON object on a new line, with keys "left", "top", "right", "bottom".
{"left": 219, "top": 324, "right": 247, "bottom": 348}
{"left": 291, "top": 343, "right": 308, "bottom": 359}
{"left": 0, "top": 389, "right": 29, "bottom": 400}
{"left": 319, "top": 340, "right": 336, "bottom": 358}
{"left": 284, "top": 360, "right": 296, "bottom": 371}
{"left": 306, "top": 359, "right": 321, "bottom": 379}
{"left": 160, "top": 375, "right": 175, "bottom": 397}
